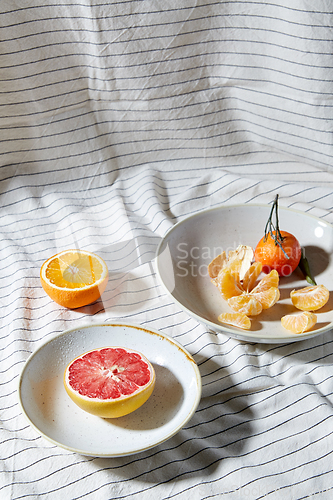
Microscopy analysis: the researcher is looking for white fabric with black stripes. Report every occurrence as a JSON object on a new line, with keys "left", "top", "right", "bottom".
{"left": 1, "top": 1, "right": 332, "bottom": 499}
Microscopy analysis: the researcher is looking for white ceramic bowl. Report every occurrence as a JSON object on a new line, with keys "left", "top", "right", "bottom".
{"left": 18, "top": 323, "right": 202, "bottom": 457}
{"left": 156, "top": 204, "right": 333, "bottom": 343}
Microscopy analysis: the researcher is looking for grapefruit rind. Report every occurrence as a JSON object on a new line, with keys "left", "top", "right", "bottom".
{"left": 64, "top": 347, "right": 156, "bottom": 418}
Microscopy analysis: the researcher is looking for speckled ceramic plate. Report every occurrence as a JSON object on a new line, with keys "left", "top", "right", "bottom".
{"left": 156, "top": 204, "right": 333, "bottom": 343}
{"left": 18, "top": 323, "right": 202, "bottom": 457}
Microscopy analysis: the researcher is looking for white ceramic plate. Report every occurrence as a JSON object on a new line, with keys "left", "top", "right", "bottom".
{"left": 156, "top": 204, "right": 333, "bottom": 343}
{"left": 18, "top": 323, "right": 202, "bottom": 457}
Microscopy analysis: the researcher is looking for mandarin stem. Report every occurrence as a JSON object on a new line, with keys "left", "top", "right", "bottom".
{"left": 264, "top": 194, "right": 289, "bottom": 259}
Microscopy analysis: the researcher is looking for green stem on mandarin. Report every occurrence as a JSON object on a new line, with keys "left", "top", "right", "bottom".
{"left": 264, "top": 194, "right": 289, "bottom": 259}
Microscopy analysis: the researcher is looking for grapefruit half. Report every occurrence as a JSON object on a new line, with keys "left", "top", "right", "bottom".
{"left": 64, "top": 347, "right": 156, "bottom": 418}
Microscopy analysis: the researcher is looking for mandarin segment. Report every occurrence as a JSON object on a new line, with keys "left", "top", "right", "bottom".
{"left": 242, "top": 261, "right": 263, "bottom": 292}
{"left": 225, "top": 258, "right": 243, "bottom": 283}
{"left": 290, "top": 284, "right": 329, "bottom": 311}
{"left": 218, "top": 312, "right": 251, "bottom": 330}
{"left": 216, "top": 269, "right": 243, "bottom": 300}
{"left": 209, "top": 245, "right": 253, "bottom": 285}
{"left": 226, "top": 245, "right": 254, "bottom": 281}
{"left": 281, "top": 311, "right": 317, "bottom": 334}
{"left": 227, "top": 294, "right": 263, "bottom": 316}
{"left": 208, "top": 251, "right": 227, "bottom": 281}
{"left": 251, "top": 269, "right": 279, "bottom": 293}
{"left": 227, "top": 283, "right": 279, "bottom": 316}
{"left": 251, "top": 286, "right": 280, "bottom": 309}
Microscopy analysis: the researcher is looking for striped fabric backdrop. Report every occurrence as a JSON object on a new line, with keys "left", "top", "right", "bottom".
{"left": 1, "top": 1, "right": 332, "bottom": 499}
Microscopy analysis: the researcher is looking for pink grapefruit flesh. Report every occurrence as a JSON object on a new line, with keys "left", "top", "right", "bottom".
{"left": 64, "top": 347, "right": 156, "bottom": 418}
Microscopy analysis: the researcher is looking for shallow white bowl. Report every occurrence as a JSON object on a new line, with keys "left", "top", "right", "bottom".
{"left": 156, "top": 204, "right": 333, "bottom": 343}
{"left": 18, "top": 323, "right": 202, "bottom": 457}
